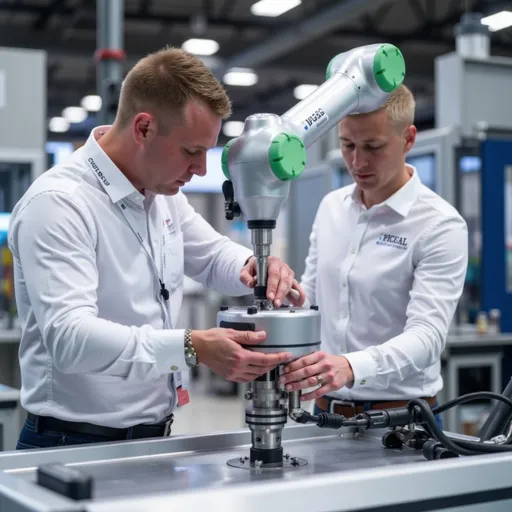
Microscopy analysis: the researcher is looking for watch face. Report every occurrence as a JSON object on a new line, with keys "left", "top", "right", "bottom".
{"left": 186, "top": 353, "right": 197, "bottom": 367}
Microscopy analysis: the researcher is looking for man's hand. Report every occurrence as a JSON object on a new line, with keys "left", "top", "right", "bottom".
{"left": 240, "top": 255, "right": 307, "bottom": 307}
{"left": 192, "top": 328, "right": 293, "bottom": 383}
{"left": 279, "top": 352, "right": 355, "bottom": 401}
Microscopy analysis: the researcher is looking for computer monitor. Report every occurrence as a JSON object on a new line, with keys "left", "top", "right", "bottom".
{"left": 46, "top": 141, "right": 74, "bottom": 168}
{"left": 0, "top": 162, "right": 32, "bottom": 212}
{"left": 406, "top": 152, "right": 436, "bottom": 190}
{"left": 459, "top": 155, "right": 481, "bottom": 173}
{"left": 0, "top": 212, "right": 10, "bottom": 245}
{"left": 181, "top": 147, "right": 225, "bottom": 194}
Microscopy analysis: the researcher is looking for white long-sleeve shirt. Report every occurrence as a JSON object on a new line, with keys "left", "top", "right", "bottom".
{"left": 301, "top": 166, "right": 468, "bottom": 400}
{"left": 8, "top": 126, "right": 252, "bottom": 428}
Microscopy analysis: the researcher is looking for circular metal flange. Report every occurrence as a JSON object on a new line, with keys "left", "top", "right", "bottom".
{"left": 227, "top": 455, "right": 308, "bottom": 470}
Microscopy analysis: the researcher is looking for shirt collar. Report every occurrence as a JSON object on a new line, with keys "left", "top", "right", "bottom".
{"left": 382, "top": 165, "right": 421, "bottom": 217}
{"left": 82, "top": 125, "right": 141, "bottom": 204}
{"left": 343, "top": 165, "right": 421, "bottom": 217}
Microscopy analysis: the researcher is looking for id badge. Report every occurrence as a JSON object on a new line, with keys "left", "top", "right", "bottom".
{"left": 177, "top": 386, "right": 190, "bottom": 407}
{"left": 174, "top": 371, "right": 190, "bottom": 407}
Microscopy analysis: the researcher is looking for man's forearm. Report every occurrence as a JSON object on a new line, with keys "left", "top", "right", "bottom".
{"left": 43, "top": 312, "right": 187, "bottom": 380}
{"left": 343, "top": 325, "right": 443, "bottom": 390}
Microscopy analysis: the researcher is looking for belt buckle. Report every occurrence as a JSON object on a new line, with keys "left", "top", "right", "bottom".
{"left": 329, "top": 399, "right": 355, "bottom": 415}
{"left": 163, "top": 415, "right": 174, "bottom": 437}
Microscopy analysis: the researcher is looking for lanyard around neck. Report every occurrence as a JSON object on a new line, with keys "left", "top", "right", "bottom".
{"left": 84, "top": 155, "right": 171, "bottom": 321}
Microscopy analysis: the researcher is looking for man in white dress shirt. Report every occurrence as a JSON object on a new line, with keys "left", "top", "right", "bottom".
{"left": 9, "top": 47, "right": 306, "bottom": 449}
{"left": 280, "top": 85, "right": 468, "bottom": 422}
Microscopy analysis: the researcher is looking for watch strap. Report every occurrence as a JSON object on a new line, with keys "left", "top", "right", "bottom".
{"left": 184, "top": 328, "right": 198, "bottom": 367}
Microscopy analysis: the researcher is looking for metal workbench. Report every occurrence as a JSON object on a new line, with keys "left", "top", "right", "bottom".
{"left": 1, "top": 424, "right": 512, "bottom": 512}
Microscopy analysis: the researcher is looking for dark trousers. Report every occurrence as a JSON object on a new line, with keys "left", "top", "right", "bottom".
{"left": 16, "top": 413, "right": 170, "bottom": 450}
{"left": 16, "top": 415, "right": 115, "bottom": 450}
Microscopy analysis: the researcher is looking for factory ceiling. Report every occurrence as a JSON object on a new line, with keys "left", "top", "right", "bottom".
{"left": 1, "top": 0, "right": 511, "bottom": 142}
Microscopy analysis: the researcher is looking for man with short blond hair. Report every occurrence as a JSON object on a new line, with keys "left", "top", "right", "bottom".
{"left": 281, "top": 85, "right": 468, "bottom": 423}
{"left": 9, "top": 46, "right": 306, "bottom": 449}
{"left": 375, "top": 83, "right": 415, "bottom": 129}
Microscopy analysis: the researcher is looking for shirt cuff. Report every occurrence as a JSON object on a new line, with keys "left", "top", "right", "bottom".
{"left": 343, "top": 350, "right": 378, "bottom": 389}
{"left": 151, "top": 329, "right": 188, "bottom": 375}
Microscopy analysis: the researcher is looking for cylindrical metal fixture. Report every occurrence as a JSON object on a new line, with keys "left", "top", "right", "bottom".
{"left": 251, "top": 228, "right": 272, "bottom": 304}
{"left": 245, "top": 370, "right": 287, "bottom": 467}
{"left": 455, "top": 12, "right": 490, "bottom": 59}
{"left": 218, "top": 307, "right": 321, "bottom": 468}
{"left": 288, "top": 390, "right": 301, "bottom": 411}
{"left": 217, "top": 306, "right": 321, "bottom": 358}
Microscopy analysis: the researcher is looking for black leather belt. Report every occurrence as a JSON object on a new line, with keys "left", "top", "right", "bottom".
{"left": 28, "top": 412, "right": 174, "bottom": 441}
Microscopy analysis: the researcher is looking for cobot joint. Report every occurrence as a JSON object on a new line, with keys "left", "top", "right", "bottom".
{"left": 218, "top": 43, "right": 406, "bottom": 470}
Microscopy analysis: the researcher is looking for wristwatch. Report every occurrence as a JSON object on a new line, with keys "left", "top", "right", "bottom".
{"left": 184, "top": 328, "right": 198, "bottom": 368}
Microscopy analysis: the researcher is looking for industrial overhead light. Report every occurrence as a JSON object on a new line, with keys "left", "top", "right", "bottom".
{"left": 481, "top": 10, "right": 512, "bottom": 32}
{"left": 223, "top": 121, "right": 244, "bottom": 137}
{"left": 49, "top": 117, "right": 70, "bottom": 133}
{"left": 223, "top": 68, "right": 258, "bottom": 86}
{"left": 293, "top": 84, "right": 318, "bottom": 100}
{"left": 81, "top": 95, "right": 102, "bottom": 112}
{"left": 182, "top": 38, "right": 220, "bottom": 56}
{"left": 62, "top": 106, "right": 88, "bottom": 124}
{"left": 251, "top": 0, "right": 301, "bottom": 17}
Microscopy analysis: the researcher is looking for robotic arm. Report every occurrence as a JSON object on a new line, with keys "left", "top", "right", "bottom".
{"left": 218, "top": 43, "right": 406, "bottom": 471}
{"left": 221, "top": 43, "right": 405, "bottom": 307}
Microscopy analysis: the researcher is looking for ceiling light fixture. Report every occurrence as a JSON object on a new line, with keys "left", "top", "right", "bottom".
{"left": 48, "top": 117, "right": 70, "bottom": 133}
{"left": 251, "top": 0, "right": 301, "bottom": 17}
{"left": 182, "top": 38, "right": 220, "bottom": 56}
{"left": 62, "top": 106, "right": 88, "bottom": 124}
{"left": 223, "top": 68, "right": 258, "bottom": 86}
{"left": 81, "top": 95, "right": 102, "bottom": 112}
{"left": 223, "top": 121, "right": 244, "bottom": 137}
{"left": 293, "top": 84, "right": 318, "bottom": 100}
{"left": 481, "top": 10, "right": 512, "bottom": 32}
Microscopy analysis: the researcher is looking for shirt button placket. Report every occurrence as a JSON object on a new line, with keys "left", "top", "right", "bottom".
{"left": 341, "top": 210, "right": 370, "bottom": 328}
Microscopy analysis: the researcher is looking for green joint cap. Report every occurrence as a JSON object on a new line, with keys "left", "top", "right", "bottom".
{"left": 269, "top": 133, "right": 306, "bottom": 181}
{"left": 373, "top": 44, "right": 406, "bottom": 92}
{"left": 221, "top": 138, "right": 236, "bottom": 179}
{"left": 326, "top": 55, "right": 336, "bottom": 80}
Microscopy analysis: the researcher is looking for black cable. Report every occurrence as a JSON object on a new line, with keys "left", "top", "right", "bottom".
{"left": 301, "top": 391, "right": 512, "bottom": 456}
{"left": 410, "top": 399, "right": 512, "bottom": 456}
{"left": 432, "top": 392, "right": 512, "bottom": 415}
{"left": 408, "top": 399, "right": 477, "bottom": 456}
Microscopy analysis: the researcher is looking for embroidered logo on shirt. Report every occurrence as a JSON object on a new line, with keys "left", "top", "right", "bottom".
{"left": 377, "top": 233, "right": 408, "bottom": 250}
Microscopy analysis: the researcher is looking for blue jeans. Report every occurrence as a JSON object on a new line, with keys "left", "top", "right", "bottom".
{"left": 313, "top": 401, "right": 444, "bottom": 429}
{"left": 16, "top": 415, "right": 117, "bottom": 450}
